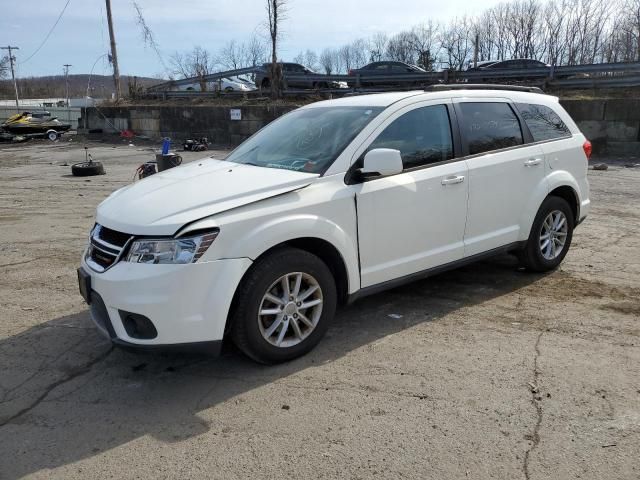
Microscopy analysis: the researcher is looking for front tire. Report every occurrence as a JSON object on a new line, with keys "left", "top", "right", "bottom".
{"left": 231, "top": 248, "right": 337, "bottom": 364}
{"left": 519, "top": 196, "right": 574, "bottom": 272}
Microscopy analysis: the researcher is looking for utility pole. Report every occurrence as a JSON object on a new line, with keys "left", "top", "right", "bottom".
{"left": 105, "top": 0, "right": 122, "bottom": 100}
{"left": 63, "top": 64, "right": 72, "bottom": 106}
{"left": 1, "top": 46, "right": 20, "bottom": 109}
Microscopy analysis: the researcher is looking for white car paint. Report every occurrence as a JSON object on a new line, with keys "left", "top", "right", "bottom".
{"left": 81, "top": 89, "right": 590, "bottom": 350}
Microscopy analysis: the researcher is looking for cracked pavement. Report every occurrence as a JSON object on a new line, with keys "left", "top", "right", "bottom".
{"left": 0, "top": 141, "right": 639, "bottom": 479}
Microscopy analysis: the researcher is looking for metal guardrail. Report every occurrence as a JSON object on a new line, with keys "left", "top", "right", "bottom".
{"left": 147, "top": 66, "right": 261, "bottom": 91}
{"left": 144, "top": 61, "right": 640, "bottom": 97}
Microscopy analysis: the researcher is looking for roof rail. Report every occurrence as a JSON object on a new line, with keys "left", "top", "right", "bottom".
{"left": 425, "top": 84, "right": 543, "bottom": 93}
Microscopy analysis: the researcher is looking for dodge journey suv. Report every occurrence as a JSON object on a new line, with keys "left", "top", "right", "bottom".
{"left": 79, "top": 85, "right": 591, "bottom": 363}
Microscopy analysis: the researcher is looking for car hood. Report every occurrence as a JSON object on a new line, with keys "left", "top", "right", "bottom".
{"left": 96, "top": 158, "right": 317, "bottom": 236}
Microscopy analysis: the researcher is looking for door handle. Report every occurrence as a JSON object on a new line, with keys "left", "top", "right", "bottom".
{"left": 524, "top": 158, "right": 543, "bottom": 167}
{"left": 441, "top": 175, "right": 465, "bottom": 185}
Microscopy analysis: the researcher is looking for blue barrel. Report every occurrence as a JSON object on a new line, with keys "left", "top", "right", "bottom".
{"left": 161, "top": 138, "right": 171, "bottom": 155}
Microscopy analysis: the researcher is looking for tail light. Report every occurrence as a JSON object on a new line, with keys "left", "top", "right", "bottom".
{"left": 583, "top": 140, "right": 592, "bottom": 160}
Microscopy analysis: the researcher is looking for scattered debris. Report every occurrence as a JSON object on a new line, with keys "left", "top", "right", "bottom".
{"left": 528, "top": 382, "right": 539, "bottom": 394}
{"left": 593, "top": 163, "right": 609, "bottom": 171}
{"left": 387, "top": 313, "right": 403, "bottom": 319}
{"left": 136, "top": 162, "right": 157, "bottom": 179}
{"left": 601, "top": 444, "right": 617, "bottom": 448}
{"left": 183, "top": 137, "right": 210, "bottom": 152}
{"left": 281, "top": 404, "right": 290, "bottom": 410}
{"left": 71, "top": 147, "right": 106, "bottom": 177}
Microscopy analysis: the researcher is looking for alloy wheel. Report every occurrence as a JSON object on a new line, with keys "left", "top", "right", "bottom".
{"left": 258, "top": 272, "right": 323, "bottom": 348}
{"left": 539, "top": 210, "right": 568, "bottom": 260}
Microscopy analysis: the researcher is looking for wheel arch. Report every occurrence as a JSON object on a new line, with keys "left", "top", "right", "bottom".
{"left": 224, "top": 236, "right": 352, "bottom": 337}
{"left": 548, "top": 185, "right": 579, "bottom": 224}
{"left": 521, "top": 172, "right": 581, "bottom": 241}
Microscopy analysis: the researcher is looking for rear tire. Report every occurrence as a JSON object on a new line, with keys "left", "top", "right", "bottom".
{"left": 519, "top": 196, "right": 574, "bottom": 272}
{"left": 231, "top": 247, "right": 337, "bottom": 364}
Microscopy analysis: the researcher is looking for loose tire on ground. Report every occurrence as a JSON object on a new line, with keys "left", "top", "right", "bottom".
{"left": 71, "top": 161, "right": 106, "bottom": 177}
{"left": 231, "top": 247, "right": 337, "bottom": 364}
{"left": 518, "top": 196, "right": 574, "bottom": 272}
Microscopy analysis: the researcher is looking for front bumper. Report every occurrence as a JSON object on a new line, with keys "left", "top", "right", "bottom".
{"left": 80, "top": 255, "right": 253, "bottom": 349}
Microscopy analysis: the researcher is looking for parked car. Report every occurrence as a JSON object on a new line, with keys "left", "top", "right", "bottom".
{"left": 475, "top": 59, "right": 550, "bottom": 70}
{"left": 255, "top": 62, "right": 339, "bottom": 90}
{"left": 465, "top": 60, "right": 499, "bottom": 71}
{"left": 79, "top": 86, "right": 591, "bottom": 363}
{"left": 348, "top": 61, "right": 427, "bottom": 86}
{"left": 179, "top": 77, "right": 255, "bottom": 93}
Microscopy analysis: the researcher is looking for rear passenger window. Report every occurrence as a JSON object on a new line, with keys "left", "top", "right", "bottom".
{"left": 368, "top": 105, "right": 454, "bottom": 170}
{"left": 459, "top": 102, "right": 523, "bottom": 155}
{"left": 516, "top": 103, "right": 571, "bottom": 142}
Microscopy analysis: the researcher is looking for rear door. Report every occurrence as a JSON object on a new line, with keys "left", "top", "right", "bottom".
{"left": 455, "top": 99, "right": 546, "bottom": 256}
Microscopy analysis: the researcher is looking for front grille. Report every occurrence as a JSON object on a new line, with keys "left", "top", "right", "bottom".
{"left": 96, "top": 225, "right": 131, "bottom": 247}
{"left": 87, "top": 224, "right": 133, "bottom": 272}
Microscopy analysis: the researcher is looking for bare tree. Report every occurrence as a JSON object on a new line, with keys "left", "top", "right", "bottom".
{"left": 319, "top": 47, "right": 338, "bottom": 73}
{"left": 625, "top": 0, "right": 640, "bottom": 60}
{"left": 132, "top": 1, "right": 171, "bottom": 77}
{"left": 410, "top": 22, "right": 440, "bottom": 70}
{"left": 386, "top": 31, "right": 416, "bottom": 64}
{"left": 439, "top": 17, "right": 475, "bottom": 70}
{"left": 266, "top": 0, "right": 287, "bottom": 98}
{"left": 350, "top": 39, "right": 370, "bottom": 68}
{"left": 245, "top": 33, "right": 268, "bottom": 67}
{"left": 220, "top": 40, "right": 246, "bottom": 70}
{"left": 169, "top": 46, "right": 216, "bottom": 91}
{"left": 368, "top": 32, "right": 388, "bottom": 62}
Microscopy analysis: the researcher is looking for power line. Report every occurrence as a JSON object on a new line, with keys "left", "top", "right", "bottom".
{"left": 19, "top": 0, "right": 72, "bottom": 65}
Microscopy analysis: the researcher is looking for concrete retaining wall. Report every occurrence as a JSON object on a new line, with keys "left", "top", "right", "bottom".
{"left": 81, "top": 105, "right": 296, "bottom": 146}
{"left": 560, "top": 99, "right": 640, "bottom": 156}
{"left": 82, "top": 100, "right": 640, "bottom": 155}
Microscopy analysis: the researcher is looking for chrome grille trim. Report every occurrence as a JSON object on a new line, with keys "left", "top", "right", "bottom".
{"left": 86, "top": 224, "right": 133, "bottom": 273}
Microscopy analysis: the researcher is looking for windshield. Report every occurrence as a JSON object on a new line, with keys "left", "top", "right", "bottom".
{"left": 225, "top": 106, "right": 383, "bottom": 174}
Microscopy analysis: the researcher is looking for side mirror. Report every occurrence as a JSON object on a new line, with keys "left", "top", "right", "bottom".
{"left": 361, "top": 148, "right": 403, "bottom": 177}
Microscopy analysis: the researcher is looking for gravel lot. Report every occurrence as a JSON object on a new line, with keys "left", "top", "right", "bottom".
{"left": 0, "top": 141, "right": 638, "bottom": 480}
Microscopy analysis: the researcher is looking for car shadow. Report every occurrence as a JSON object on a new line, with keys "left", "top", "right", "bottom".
{"left": 0, "top": 254, "right": 546, "bottom": 478}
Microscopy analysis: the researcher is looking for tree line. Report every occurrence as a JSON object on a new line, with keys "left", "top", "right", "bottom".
{"left": 170, "top": 0, "right": 640, "bottom": 83}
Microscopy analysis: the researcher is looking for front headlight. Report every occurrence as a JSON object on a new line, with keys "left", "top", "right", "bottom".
{"left": 125, "top": 230, "right": 219, "bottom": 265}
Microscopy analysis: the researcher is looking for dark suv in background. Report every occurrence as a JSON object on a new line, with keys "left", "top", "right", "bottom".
{"left": 348, "top": 61, "right": 426, "bottom": 86}
{"left": 466, "top": 59, "right": 550, "bottom": 71}
{"left": 255, "top": 63, "right": 338, "bottom": 90}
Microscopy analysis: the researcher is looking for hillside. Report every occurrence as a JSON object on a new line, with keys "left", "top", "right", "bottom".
{"left": 0, "top": 74, "right": 163, "bottom": 100}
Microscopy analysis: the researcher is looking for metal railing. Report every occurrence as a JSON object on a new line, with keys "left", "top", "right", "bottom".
{"left": 143, "top": 61, "right": 640, "bottom": 99}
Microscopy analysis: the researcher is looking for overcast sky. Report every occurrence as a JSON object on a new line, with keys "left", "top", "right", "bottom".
{"left": 2, "top": 0, "right": 501, "bottom": 78}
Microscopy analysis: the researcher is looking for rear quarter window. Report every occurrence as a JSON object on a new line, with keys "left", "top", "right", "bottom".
{"left": 516, "top": 103, "right": 571, "bottom": 142}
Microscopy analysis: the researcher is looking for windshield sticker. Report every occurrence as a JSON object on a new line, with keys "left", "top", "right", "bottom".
{"left": 266, "top": 163, "right": 306, "bottom": 171}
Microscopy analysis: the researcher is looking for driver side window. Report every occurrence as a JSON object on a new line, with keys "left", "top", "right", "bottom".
{"left": 368, "top": 105, "right": 454, "bottom": 170}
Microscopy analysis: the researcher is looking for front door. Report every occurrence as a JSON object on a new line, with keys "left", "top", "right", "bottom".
{"left": 353, "top": 103, "right": 469, "bottom": 288}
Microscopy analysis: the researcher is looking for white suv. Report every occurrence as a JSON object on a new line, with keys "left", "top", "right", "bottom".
{"left": 78, "top": 86, "right": 591, "bottom": 363}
